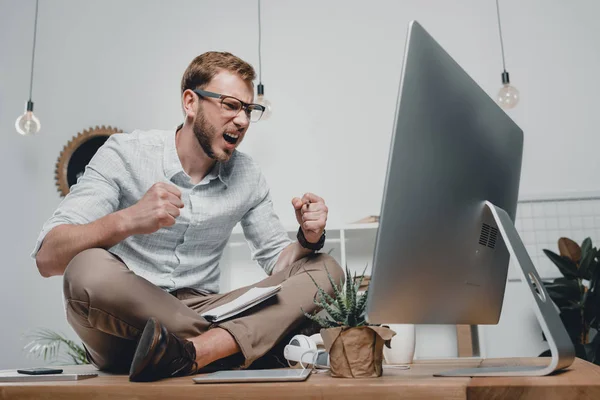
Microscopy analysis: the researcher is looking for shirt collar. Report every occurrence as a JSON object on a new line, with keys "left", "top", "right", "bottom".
{"left": 215, "top": 160, "right": 229, "bottom": 187}
{"left": 163, "top": 125, "right": 232, "bottom": 187}
{"left": 163, "top": 126, "right": 184, "bottom": 181}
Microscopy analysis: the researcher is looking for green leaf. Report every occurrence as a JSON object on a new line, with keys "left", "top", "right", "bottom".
{"left": 345, "top": 267, "right": 355, "bottom": 318}
{"left": 351, "top": 269, "right": 360, "bottom": 323}
{"left": 301, "top": 307, "right": 338, "bottom": 328}
{"left": 305, "top": 267, "right": 342, "bottom": 308}
{"left": 584, "top": 289, "right": 600, "bottom": 329}
{"left": 318, "top": 297, "right": 346, "bottom": 323}
{"left": 559, "top": 307, "right": 585, "bottom": 345}
{"left": 543, "top": 249, "right": 579, "bottom": 279}
{"left": 356, "top": 291, "right": 369, "bottom": 315}
{"left": 581, "top": 237, "right": 592, "bottom": 255}
{"left": 561, "top": 304, "right": 584, "bottom": 311}
{"left": 544, "top": 277, "right": 582, "bottom": 306}
{"left": 544, "top": 276, "right": 580, "bottom": 290}
{"left": 590, "top": 316, "right": 599, "bottom": 331}
{"left": 579, "top": 238, "right": 595, "bottom": 280}
{"left": 22, "top": 328, "right": 89, "bottom": 365}
{"left": 353, "top": 263, "right": 369, "bottom": 294}
{"left": 591, "top": 263, "right": 600, "bottom": 292}
{"left": 313, "top": 284, "right": 336, "bottom": 308}
{"left": 324, "top": 263, "right": 347, "bottom": 316}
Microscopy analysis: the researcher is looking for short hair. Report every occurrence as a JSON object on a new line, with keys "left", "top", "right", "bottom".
{"left": 181, "top": 51, "right": 256, "bottom": 94}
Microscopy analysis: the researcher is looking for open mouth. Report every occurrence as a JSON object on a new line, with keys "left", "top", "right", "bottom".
{"left": 223, "top": 132, "right": 239, "bottom": 145}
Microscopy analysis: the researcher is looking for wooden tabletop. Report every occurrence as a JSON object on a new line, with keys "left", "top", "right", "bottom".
{"left": 1, "top": 358, "right": 599, "bottom": 400}
{"left": 469, "top": 357, "right": 600, "bottom": 400}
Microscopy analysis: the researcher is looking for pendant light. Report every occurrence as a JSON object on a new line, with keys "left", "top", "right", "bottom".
{"left": 256, "top": 0, "right": 272, "bottom": 120}
{"left": 15, "top": 0, "right": 41, "bottom": 135}
{"left": 495, "top": 0, "right": 519, "bottom": 109}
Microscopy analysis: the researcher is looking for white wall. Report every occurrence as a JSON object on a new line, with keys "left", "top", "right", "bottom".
{"left": 1, "top": 0, "right": 599, "bottom": 369}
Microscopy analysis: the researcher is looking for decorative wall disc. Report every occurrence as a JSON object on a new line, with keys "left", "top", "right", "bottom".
{"left": 55, "top": 125, "right": 121, "bottom": 197}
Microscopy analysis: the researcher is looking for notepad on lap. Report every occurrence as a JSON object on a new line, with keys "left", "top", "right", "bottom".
{"left": 201, "top": 285, "right": 281, "bottom": 322}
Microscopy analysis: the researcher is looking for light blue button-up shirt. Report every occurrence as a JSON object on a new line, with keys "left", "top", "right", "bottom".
{"left": 32, "top": 129, "right": 292, "bottom": 293}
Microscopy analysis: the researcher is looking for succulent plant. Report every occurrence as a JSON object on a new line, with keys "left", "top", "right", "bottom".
{"left": 302, "top": 264, "right": 372, "bottom": 328}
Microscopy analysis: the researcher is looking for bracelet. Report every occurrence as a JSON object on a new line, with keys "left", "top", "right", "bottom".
{"left": 297, "top": 227, "right": 326, "bottom": 251}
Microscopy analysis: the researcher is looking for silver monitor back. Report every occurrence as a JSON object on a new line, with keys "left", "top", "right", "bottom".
{"left": 365, "top": 21, "right": 523, "bottom": 325}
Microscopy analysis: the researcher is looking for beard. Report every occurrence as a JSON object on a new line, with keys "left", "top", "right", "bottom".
{"left": 192, "top": 110, "right": 233, "bottom": 162}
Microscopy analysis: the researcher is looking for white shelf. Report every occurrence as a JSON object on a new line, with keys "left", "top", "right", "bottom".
{"left": 338, "top": 222, "right": 380, "bottom": 231}
{"left": 229, "top": 222, "right": 379, "bottom": 237}
{"left": 225, "top": 222, "right": 380, "bottom": 276}
{"left": 228, "top": 222, "right": 378, "bottom": 253}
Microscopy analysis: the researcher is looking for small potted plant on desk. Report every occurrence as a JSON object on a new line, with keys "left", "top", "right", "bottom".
{"left": 303, "top": 265, "right": 396, "bottom": 378}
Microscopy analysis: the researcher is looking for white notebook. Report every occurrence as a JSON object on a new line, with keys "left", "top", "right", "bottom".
{"left": 201, "top": 285, "right": 281, "bottom": 322}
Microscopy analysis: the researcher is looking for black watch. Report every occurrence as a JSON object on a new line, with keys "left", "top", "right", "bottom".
{"left": 297, "top": 227, "right": 326, "bottom": 251}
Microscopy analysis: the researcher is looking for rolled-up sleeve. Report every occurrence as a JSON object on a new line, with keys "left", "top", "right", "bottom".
{"left": 240, "top": 173, "right": 292, "bottom": 275}
{"left": 31, "top": 135, "right": 126, "bottom": 258}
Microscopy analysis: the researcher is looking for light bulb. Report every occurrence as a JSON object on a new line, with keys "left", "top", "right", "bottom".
{"left": 497, "top": 71, "right": 519, "bottom": 109}
{"left": 257, "top": 94, "right": 272, "bottom": 120}
{"left": 15, "top": 100, "right": 41, "bottom": 135}
{"left": 256, "top": 83, "right": 272, "bottom": 120}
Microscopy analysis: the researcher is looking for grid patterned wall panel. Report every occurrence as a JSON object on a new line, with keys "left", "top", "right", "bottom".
{"left": 509, "top": 196, "right": 600, "bottom": 280}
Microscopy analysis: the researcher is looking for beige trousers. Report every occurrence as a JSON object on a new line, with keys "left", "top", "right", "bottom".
{"left": 63, "top": 248, "right": 343, "bottom": 372}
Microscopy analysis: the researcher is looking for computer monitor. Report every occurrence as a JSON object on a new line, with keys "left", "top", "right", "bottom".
{"left": 365, "top": 21, "right": 574, "bottom": 376}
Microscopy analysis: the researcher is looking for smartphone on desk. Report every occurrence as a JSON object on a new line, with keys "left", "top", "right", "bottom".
{"left": 17, "top": 367, "right": 63, "bottom": 375}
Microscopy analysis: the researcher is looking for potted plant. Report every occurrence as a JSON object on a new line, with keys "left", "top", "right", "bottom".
{"left": 303, "top": 265, "right": 395, "bottom": 378}
{"left": 541, "top": 237, "right": 600, "bottom": 364}
{"left": 23, "top": 328, "right": 89, "bottom": 365}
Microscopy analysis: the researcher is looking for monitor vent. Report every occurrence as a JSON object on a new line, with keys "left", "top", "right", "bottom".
{"left": 479, "top": 223, "right": 499, "bottom": 249}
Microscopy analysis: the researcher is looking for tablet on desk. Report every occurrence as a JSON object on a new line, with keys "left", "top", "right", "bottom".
{"left": 0, "top": 371, "right": 97, "bottom": 382}
{"left": 192, "top": 369, "right": 311, "bottom": 384}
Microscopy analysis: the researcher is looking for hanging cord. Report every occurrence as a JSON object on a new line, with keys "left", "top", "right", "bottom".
{"left": 257, "top": 0, "right": 263, "bottom": 84}
{"left": 29, "top": 0, "right": 39, "bottom": 101}
{"left": 495, "top": 0, "right": 506, "bottom": 72}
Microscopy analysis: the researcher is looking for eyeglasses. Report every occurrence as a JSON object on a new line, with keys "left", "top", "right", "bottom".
{"left": 192, "top": 89, "right": 265, "bottom": 123}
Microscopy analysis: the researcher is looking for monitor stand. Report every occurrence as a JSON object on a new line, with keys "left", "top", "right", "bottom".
{"left": 435, "top": 201, "right": 575, "bottom": 377}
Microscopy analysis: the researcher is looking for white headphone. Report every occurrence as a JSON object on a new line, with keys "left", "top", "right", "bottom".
{"left": 283, "top": 334, "right": 329, "bottom": 369}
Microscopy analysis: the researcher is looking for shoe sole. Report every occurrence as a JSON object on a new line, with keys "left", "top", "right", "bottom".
{"left": 129, "top": 318, "right": 167, "bottom": 382}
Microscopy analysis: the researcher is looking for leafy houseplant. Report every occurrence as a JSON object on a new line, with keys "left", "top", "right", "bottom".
{"left": 303, "top": 265, "right": 395, "bottom": 378}
{"left": 542, "top": 237, "right": 600, "bottom": 364}
{"left": 23, "top": 328, "right": 89, "bottom": 365}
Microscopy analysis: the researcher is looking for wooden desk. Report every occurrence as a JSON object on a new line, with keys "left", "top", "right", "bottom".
{"left": 470, "top": 357, "right": 600, "bottom": 399}
{"left": 1, "top": 358, "right": 599, "bottom": 399}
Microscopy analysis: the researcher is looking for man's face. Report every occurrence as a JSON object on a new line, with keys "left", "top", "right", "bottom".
{"left": 192, "top": 71, "right": 253, "bottom": 162}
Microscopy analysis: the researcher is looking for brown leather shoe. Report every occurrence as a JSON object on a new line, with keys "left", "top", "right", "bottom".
{"left": 129, "top": 317, "right": 198, "bottom": 382}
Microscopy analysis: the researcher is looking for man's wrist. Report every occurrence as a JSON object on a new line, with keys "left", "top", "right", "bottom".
{"left": 114, "top": 209, "right": 135, "bottom": 237}
{"left": 296, "top": 227, "right": 326, "bottom": 251}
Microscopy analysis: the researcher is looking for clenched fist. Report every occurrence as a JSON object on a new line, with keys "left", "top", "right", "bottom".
{"left": 291, "top": 192, "right": 328, "bottom": 244}
{"left": 122, "top": 182, "right": 184, "bottom": 235}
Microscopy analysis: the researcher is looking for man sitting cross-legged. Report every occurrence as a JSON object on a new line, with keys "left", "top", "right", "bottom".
{"left": 33, "top": 51, "right": 343, "bottom": 382}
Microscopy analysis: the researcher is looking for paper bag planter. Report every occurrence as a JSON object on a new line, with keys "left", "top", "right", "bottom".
{"left": 321, "top": 326, "right": 395, "bottom": 378}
